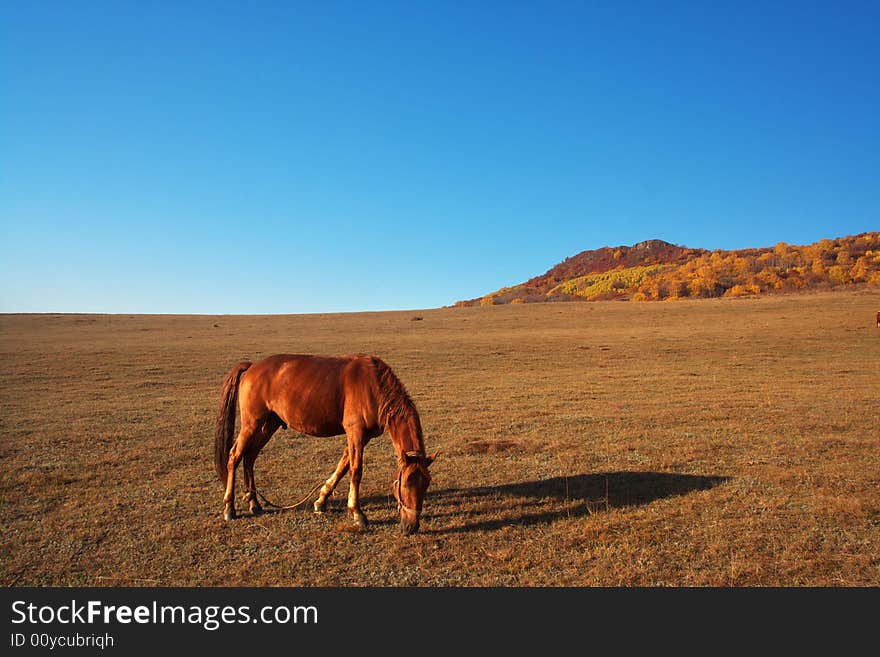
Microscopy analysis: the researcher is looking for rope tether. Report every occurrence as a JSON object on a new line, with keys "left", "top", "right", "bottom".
{"left": 255, "top": 480, "right": 325, "bottom": 511}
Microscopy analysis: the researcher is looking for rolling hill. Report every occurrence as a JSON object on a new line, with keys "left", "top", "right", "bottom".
{"left": 456, "top": 232, "right": 880, "bottom": 305}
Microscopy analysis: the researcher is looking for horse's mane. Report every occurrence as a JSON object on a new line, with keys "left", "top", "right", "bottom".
{"left": 371, "top": 357, "right": 422, "bottom": 442}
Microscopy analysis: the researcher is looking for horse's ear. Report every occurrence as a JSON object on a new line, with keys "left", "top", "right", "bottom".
{"left": 426, "top": 451, "right": 439, "bottom": 466}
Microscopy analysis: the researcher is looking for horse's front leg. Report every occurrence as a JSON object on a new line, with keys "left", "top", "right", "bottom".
{"left": 345, "top": 426, "right": 368, "bottom": 528}
{"left": 314, "top": 446, "right": 350, "bottom": 513}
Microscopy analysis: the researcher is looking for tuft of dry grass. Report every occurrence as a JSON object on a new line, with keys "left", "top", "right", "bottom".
{"left": 1, "top": 289, "right": 878, "bottom": 586}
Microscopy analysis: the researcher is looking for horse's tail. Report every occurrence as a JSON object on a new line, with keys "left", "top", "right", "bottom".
{"left": 214, "top": 361, "right": 252, "bottom": 483}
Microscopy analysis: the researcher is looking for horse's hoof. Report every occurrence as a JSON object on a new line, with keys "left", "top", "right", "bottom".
{"left": 249, "top": 503, "right": 263, "bottom": 516}
{"left": 349, "top": 511, "right": 368, "bottom": 528}
{"left": 224, "top": 506, "right": 237, "bottom": 521}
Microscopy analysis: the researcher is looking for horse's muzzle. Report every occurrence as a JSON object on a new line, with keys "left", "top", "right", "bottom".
{"left": 400, "top": 515, "right": 420, "bottom": 535}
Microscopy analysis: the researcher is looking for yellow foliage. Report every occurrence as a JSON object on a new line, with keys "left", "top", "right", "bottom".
{"left": 549, "top": 264, "right": 672, "bottom": 300}
{"left": 827, "top": 265, "right": 849, "bottom": 286}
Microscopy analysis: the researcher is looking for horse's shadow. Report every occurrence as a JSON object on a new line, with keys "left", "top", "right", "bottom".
{"left": 374, "top": 471, "right": 729, "bottom": 534}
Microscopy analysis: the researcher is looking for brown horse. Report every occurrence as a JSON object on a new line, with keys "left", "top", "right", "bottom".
{"left": 214, "top": 354, "right": 436, "bottom": 535}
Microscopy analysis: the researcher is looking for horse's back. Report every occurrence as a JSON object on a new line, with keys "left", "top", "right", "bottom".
{"left": 247, "top": 353, "right": 374, "bottom": 385}
{"left": 239, "top": 354, "right": 380, "bottom": 436}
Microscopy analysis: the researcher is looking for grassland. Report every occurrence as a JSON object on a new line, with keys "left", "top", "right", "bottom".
{"left": 1, "top": 289, "right": 878, "bottom": 586}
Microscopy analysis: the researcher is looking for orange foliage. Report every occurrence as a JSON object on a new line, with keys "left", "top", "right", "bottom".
{"left": 630, "top": 233, "right": 880, "bottom": 301}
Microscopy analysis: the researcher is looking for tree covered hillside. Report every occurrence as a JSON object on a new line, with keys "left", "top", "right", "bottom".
{"left": 458, "top": 232, "right": 880, "bottom": 305}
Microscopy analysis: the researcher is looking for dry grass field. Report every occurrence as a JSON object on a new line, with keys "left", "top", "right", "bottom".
{"left": 1, "top": 289, "right": 878, "bottom": 586}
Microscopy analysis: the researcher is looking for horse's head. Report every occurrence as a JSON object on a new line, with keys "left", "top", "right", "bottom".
{"left": 393, "top": 451, "right": 437, "bottom": 535}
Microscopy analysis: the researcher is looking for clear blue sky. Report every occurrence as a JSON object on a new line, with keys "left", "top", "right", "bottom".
{"left": 2, "top": 1, "right": 878, "bottom": 313}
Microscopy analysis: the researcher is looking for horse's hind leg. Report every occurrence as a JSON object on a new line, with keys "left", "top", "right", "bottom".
{"left": 313, "top": 446, "right": 350, "bottom": 513}
{"left": 223, "top": 419, "right": 260, "bottom": 521}
{"left": 241, "top": 450, "right": 264, "bottom": 515}
{"left": 242, "top": 415, "right": 281, "bottom": 515}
